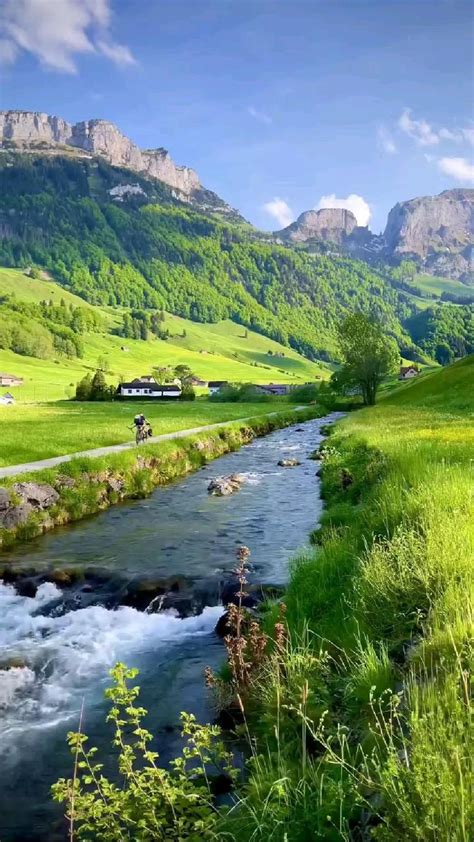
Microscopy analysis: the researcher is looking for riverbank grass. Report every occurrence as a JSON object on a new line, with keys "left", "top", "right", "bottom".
{"left": 223, "top": 355, "right": 473, "bottom": 840}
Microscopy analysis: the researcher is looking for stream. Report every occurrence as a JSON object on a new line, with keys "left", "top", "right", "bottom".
{"left": 0, "top": 413, "right": 342, "bottom": 840}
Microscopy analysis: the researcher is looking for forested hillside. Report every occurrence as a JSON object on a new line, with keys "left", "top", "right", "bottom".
{"left": 0, "top": 153, "right": 472, "bottom": 363}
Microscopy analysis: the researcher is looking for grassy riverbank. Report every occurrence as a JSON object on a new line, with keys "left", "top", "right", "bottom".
{"left": 0, "top": 406, "right": 319, "bottom": 550}
{"left": 223, "top": 355, "right": 473, "bottom": 840}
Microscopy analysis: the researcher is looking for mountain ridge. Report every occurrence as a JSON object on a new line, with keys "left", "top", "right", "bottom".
{"left": 0, "top": 152, "right": 472, "bottom": 367}
{"left": 0, "top": 110, "right": 242, "bottom": 220}
{"left": 1, "top": 110, "right": 472, "bottom": 282}
{"left": 276, "top": 189, "right": 473, "bottom": 284}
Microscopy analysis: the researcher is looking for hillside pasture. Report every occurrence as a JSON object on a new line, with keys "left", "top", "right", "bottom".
{"left": 0, "top": 268, "right": 326, "bottom": 402}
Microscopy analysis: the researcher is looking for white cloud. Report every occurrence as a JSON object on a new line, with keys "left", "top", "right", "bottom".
{"left": 377, "top": 125, "right": 397, "bottom": 154}
{"left": 96, "top": 39, "right": 134, "bottom": 66}
{"left": 398, "top": 109, "right": 474, "bottom": 151}
{"left": 438, "top": 127, "right": 461, "bottom": 142}
{"left": 316, "top": 193, "right": 371, "bottom": 227}
{"left": 0, "top": 0, "right": 135, "bottom": 73}
{"left": 398, "top": 109, "right": 439, "bottom": 146}
{"left": 263, "top": 197, "right": 294, "bottom": 228}
{"left": 248, "top": 106, "right": 272, "bottom": 125}
{"left": 437, "top": 157, "right": 474, "bottom": 184}
{"left": 462, "top": 127, "right": 474, "bottom": 146}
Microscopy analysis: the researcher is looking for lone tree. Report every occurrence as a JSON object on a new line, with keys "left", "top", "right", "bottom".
{"left": 335, "top": 313, "right": 399, "bottom": 405}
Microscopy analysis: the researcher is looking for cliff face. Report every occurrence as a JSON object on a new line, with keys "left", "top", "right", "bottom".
{"left": 277, "top": 190, "right": 473, "bottom": 282}
{"left": 0, "top": 111, "right": 215, "bottom": 208}
{"left": 383, "top": 189, "right": 473, "bottom": 280}
{"left": 280, "top": 208, "right": 358, "bottom": 244}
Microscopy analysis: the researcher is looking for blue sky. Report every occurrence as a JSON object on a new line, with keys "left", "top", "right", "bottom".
{"left": 1, "top": 0, "right": 473, "bottom": 232}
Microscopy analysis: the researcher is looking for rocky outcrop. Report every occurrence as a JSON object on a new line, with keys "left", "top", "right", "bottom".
{"left": 0, "top": 111, "right": 239, "bottom": 217}
{"left": 277, "top": 458, "right": 301, "bottom": 467}
{"left": 13, "top": 482, "right": 59, "bottom": 509}
{"left": 0, "top": 111, "right": 70, "bottom": 145}
{"left": 279, "top": 208, "right": 358, "bottom": 245}
{"left": 208, "top": 474, "right": 245, "bottom": 496}
{"left": 277, "top": 190, "right": 473, "bottom": 282}
{"left": 383, "top": 189, "right": 473, "bottom": 282}
{"left": 0, "top": 482, "right": 58, "bottom": 530}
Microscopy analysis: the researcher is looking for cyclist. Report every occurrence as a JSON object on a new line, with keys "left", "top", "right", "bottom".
{"left": 132, "top": 413, "right": 152, "bottom": 442}
{"left": 134, "top": 413, "right": 147, "bottom": 430}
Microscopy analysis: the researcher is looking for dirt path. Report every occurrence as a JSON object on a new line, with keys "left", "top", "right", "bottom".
{"left": 0, "top": 408, "right": 307, "bottom": 480}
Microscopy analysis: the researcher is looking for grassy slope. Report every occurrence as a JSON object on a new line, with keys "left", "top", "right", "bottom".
{"left": 229, "top": 356, "right": 473, "bottom": 840}
{"left": 415, "top": 272, "right": 470, "bottom": 298}
{"left": 0, "top": 399, "right": 287, "bottom": 467}
{"left": 397, "top": 273, "right": 471, "bottom": 312}
{"left": 0, "top": 269, "right": 326, "bottom": 401}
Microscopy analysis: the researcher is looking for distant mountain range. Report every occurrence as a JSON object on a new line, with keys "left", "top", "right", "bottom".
{"left": 1, "top": 110, "right": 473, "bottom": 283}
{"left": 0, "top": 111, "right": 472, "bottom": 367}
{"left": 1, "top": 110, "right": 472, "bottom": 284}
{"left": 276, "top": 190, "right": 473, "bottom": 284}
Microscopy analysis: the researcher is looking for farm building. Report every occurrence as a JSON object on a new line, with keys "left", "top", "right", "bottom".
{"left": 0, "top": 373, "right": 23, "bottom": 387}
{"left": 255, "top": 384, "right": 291, "bottom": 396}
{"left": 117, "top": 380, "right": 182, "bottom": 399}
{"left": 208, "top": 381, "right": 228, "bottom": 395}
{"left": 399, "top": 366, "right": 420, "bottom": 380}
{"left": 0, "top": 392, "right": 15, "bottom": 405}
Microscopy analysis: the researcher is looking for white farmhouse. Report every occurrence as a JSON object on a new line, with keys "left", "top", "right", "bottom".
{"left": 118, "top": 379, "right": 181, "bottom": 399}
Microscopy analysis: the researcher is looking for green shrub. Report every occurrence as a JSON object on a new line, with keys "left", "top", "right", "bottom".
{"left": 52, "top": 664, "right": 237, "bottom": 841}
{"left": 288, "top": 383, "right": 319, "bottom": 403}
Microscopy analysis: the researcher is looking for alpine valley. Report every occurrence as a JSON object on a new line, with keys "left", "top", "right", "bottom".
{"left": 0, "top": 110, "right": 473, "bottom": 368}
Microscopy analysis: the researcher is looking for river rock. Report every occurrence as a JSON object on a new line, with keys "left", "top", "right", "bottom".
{"left": 277, "top": 459, "right": 301, "bottom": 467}
{"left": 215, "top": 610, "right": 233, "bottom": 637}
{"left": 0, "top": 488, "right": 11, "bottom": 510}
{"left": 0, "top": 501, "right": 33, "bottom": 529}
{"left": 107, "top": 477, "right": 124, "bottom": 494}
{"left": 13, "top": 482, "right": 59, "bottom": 510}
{"left": 54, "top": 474, "right": 75, "bottom": 489}
{"left": 208, "top": 473, "right": 245, "bottom": 496}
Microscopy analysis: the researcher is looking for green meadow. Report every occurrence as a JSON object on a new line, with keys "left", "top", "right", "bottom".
{"left": 0, "top": 399, "right": 287, "bottom": 467}
{"left": 415, "top": 272, "right": 471, "bottom": 298}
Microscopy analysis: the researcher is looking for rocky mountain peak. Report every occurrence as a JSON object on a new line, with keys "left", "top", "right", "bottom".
{"left": 277, "top": 207, "right": 358, "bottom": 245}
{"left": 0, "top": 110, "right": 206, "bottom": 205}
{"left": 276, "top": 190, "right": 473, "bottom": 283}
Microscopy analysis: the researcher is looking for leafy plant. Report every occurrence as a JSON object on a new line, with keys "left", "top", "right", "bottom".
{"left": 52, "top": 663, "right": 238, "bottom": 841}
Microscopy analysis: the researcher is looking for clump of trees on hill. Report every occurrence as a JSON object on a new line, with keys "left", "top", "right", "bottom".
{"left": 118, "top": 308, "right": 169, "bottom": 341}
{"left": 0, "top": 294, "right": 103, "bottom": 360}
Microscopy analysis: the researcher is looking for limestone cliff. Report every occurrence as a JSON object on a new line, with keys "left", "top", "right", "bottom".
{"left": 279, "top": 208, "right": 358, "bottom": 244}
{"left": 0, "top": 110, "right": 230, "bottom": 213}
{"left": 277, "top": 190, "right": 473, "bottom": 282}
{"left": 383, "top": 189, "right": 473, "bottom": 280}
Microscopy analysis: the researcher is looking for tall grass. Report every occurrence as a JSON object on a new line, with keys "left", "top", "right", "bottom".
{"left": 221, "top": 356, "right": 474, "bottom": 840}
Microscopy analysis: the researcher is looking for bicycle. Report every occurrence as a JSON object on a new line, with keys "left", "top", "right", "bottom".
{"left": 130, "top": 424, "right": 149, "bottom": 445}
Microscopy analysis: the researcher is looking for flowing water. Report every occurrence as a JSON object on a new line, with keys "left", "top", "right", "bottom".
{"left": 0, "top": 414, "right": 342, "bottom": 840}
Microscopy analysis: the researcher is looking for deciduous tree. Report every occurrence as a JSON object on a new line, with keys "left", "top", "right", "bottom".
{"left": 335, "top": 314, "right": 398, "bottom": 405}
